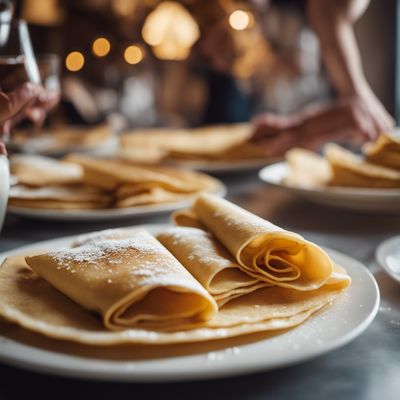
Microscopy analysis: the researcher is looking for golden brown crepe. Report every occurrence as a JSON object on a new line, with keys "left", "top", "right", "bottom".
{"left": 8, "top": 185, "right": 111, "bottom": 210}
{"left": 10, "top": 154, "right": 83, "bottom": 187}
{"left": 325, "top": 143, "right": 400, "bottom": 188}
{"left": 363, "top": 133, "right": 400, "bottom": 170}
{"left": 120, "top": 124, "right": 267, "bottom": 163}
{"left": 63, "top": 154, "right": 215, "bottom": 193}
{"left": 284, "top": 148, "right": 332, "bottom": 188}
{"left": 0, "top": 253, "right": 349, "bottom": 345}
{"left": 25, "top": 230, "right": 218, "bottom": 331}
{"left": 157, "top": 227, "right": 270, "bottom": 306}
{"left": 174, "top": 194, "right": 333, "bottom": 291}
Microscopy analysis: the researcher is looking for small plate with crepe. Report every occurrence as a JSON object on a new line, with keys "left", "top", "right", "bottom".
{"left": 259, "top": 134, "right": 400, "bottom": 213}
{"left": 0, "top": 195, "right": 379, "bottom": 381}
{"left": 120, "top": 124, "right": 276, "bottom": 173}
{"left": 7, "top": 154, "right": 226, "bottom": 221}
{"left": 9, "top": 124, "right": 118, "bottom": 157}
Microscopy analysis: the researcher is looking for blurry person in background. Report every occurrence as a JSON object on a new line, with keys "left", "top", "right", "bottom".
{"left": 198, "top": 0, "right": 394, "bottom": 155}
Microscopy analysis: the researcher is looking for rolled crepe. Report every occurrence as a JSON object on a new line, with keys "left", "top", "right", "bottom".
{"left": 25, "top": 230, "right": 217, "bottom": 331}
{"left": 157, "top": 227, "right": 270, "bottom": 306}
{"left": 364, "top": 133, "right": 400, "bottom": 170}
{"left": 177, "top": 194, "right": 333, "bottom": 291}
{"left": 325, "top": 143, "right": 400, "bottom": 188}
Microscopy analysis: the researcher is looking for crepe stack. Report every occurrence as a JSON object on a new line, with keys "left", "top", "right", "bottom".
{"left": 8, "top": 154, "right": 111, "bottom": 210}
{"left": 285, "top": 139, "right": 400, "bottom": 189}
{"left": 9, "top": 154, "right": 222, "bottom": 210}
{"left": 120, "top": 124, "right": 267, "bottom": 164}
{"left": 0, "top": 195, "right": 350, "bottom": 345}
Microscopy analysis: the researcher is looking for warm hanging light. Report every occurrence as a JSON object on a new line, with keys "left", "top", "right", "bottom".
{"left": 111, "top": 0, "right": 137, "bottom": 17}
{"left": 65, "top": 51, "right": 85, "bottom": 72}
{"left": 92, "top": 37, "right": 111, "bottom": 57}
{"left": 22, "top": 0, "right": 65, "bottom": 26}
{"left": 229, "top": 10, "right": 252, "bottom": 31}
{"left": 124, "top": 45, "right": 144, "bottom": 65}
{"left": 142, "top": 1, "right": 200, "bottom": 61}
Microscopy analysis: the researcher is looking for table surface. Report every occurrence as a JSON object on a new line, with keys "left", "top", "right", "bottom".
{"left": 0, "top": 171, "right": 399, "bottom": 400}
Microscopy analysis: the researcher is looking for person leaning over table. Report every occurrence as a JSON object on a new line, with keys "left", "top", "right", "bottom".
{"left": 0, "top": 82, "right": 59, "bottom": 156}
{"left": 250, "top": 0, "right": 394, "bottom": 154}
{"left": 199, "top": 0, "right": 394, "bottom": 155}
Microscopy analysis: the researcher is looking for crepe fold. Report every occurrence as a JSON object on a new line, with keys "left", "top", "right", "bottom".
{"left": 0, "top": 254, "right": 349, "bottom": 345}
{"left": 25, "top": 230, "right": 218, "bottom": 331}
{"left": 174, "top": 194, "right": 333, "bottom": 291}
{"left": 364, "top": 133, "right": 400, "bottom": 170}
{"left": 157, "top": 227, "right": 270, "bottom": 306}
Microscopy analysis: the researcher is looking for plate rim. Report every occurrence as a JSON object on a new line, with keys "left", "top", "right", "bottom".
{"left": 0, "top": 225, "right": 380, "bottom": 382}
{"left": 7, "top": 184, "right": 227, "bottom": 221}
{"left": 376, "top": 235, "right": 400, "bottom": 283}
{"left": 258, "top": 161, "right": 400, "bottom": 198}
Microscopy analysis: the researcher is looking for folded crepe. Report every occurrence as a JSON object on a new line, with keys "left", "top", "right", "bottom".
{"left": 10, "top": 155, "right": 83, "bottom": 187}
{"left": 363, "top": 133, "right": 400, "bottom": 170}
{"left": 284, "top": 148, "right": 332, "bottom": 188}
{"left": 64, "top": 154, "right": 215, "bottom": 193}
{"left": 121, "top": 124, "right": 267, "bottom": 163}
{"left": 0, "top": 252, "right": 349, "bottom": 345}
{"left": 174, "top": 194, "right": 333, "bottom": 291}
{"left": 24, "top": 230, "right": 218, "bottom": 331}
{"left": 157, "top": 227, "right": 270, "bottom": 306}
{"left": 324, "top": 143, "right": 400, "bottom": 188}
{"left": 8, "top": 185, "right": 111, "bottom": 210}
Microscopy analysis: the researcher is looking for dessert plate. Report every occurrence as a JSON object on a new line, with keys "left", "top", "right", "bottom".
{"left": 259, "top": 162, "right": 400, "bottom": 213}
{"left": 0, "top": 225, "right": 379, "bottom": 382}
{"left": 376, "top": 235, "right": 400, "bottom": 283}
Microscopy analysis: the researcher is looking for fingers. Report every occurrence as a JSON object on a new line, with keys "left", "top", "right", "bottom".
{"left": 0, "top": 141, "right": 7, "bottom": 156}
{"left": 0, "top": 83, "right": 40, "bottom": 123}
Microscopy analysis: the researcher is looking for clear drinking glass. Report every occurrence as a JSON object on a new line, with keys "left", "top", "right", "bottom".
{"left": 0, "top": 19, "right": 40, "bottom": 93}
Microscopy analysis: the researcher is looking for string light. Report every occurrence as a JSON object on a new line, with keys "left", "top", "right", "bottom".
{"left": 124, "top": 45, "right": 143, "bottom": 64}
{"left": 229, "top": 10, "right": 251, "bottom": 31}
{"left": 65, "top": 51, "right": 85, "bottom": 72}
{"left": 92, "top": 37, "right": 111, "bottom": 57}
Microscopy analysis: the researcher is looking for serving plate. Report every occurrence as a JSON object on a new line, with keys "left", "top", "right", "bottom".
{"left": 7, "top": 183, "right": 226, "bottom": 221}
{"left": 259, "top": 162, "right": 400, "bottom": 213}
{"left": 376, "top": 235, "right": 400, "bottom": 283}
{"left": 0, "top": 225, "right": 379, "bottom": 382}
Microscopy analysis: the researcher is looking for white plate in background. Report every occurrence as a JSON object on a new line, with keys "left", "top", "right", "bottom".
{"left": 0, "top": 226, "right": 379, "bottom": 382}
{"left": 7, "top": 184, "right": 227, "bottom": 222}
{"left": 376, "top": 235, "right": 400, "bottom": 283}
{"left": 259, "top": 162, "right": 400, "bottom": 213}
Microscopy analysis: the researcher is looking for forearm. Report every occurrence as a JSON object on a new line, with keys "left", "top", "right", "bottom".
{"left": 307, "top": 0, "right": 370, "bottom": 98}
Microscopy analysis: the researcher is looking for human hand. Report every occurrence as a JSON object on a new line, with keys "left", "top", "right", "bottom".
{"left": 0, "top": 83, "right": 60, "bottom": 155}
{"left": 251, "top": 95, "right": 395, "bottom": 157}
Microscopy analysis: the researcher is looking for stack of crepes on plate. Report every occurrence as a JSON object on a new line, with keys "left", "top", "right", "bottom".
{"left": 284, "top": 133, "right": 400, "bottom": 189}
{"left": 120, "top": 124, "right": 268, "bottom": 164}
{"left": 11, "top": 124, "right": 113, "bottom": 154}
{"left": 8, "top": 154, "right": 222, "bottom": 210}
{"left": 0, "top": 194, "right": 350, "bottom": 345}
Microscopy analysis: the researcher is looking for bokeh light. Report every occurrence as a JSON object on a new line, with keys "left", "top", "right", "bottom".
{"left": 65, "top": 51, "right": 85, "bottom": 72}
{"left": 92, "top": 37, "right": 111, "bottom": 57}
{"left": 124, "top": 45, "right": 143, "bottom": 64}
{"left": 229, "top": 10, "right": 251, "bottom": 31}
{"left": 142, "top": 1, "right": 199, "bottom": 60}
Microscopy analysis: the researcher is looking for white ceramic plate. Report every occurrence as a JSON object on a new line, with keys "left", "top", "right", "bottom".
{"left": 376, "top": 235, "right": 400, "bottom": 283}
{"left": 169, "top": 158, "right": 279, "bottom": 174}
{"left": 0, "top": 226, "right": 379, "bottom": 382}
{"left": 259, "top": 162, "right": 400, "bottom": 213}
{"left": 7, "top": 183, "right": 226, "bottom": 221}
